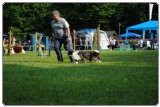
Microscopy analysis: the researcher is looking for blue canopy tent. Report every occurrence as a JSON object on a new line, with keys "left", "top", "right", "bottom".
{"left": 126, "top": 20, "right": 158, "bottom": 40}
{"left": 120, "top": 32, "right": 141, "bottom": 38}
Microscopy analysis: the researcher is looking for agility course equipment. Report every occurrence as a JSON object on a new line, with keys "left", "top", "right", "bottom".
{"left": 29, "top": 32, "right": 50, "bottom": 56}
{"left": 3, "top": 31, "right": 50, "bottom": 56}
{"left": 3, "top": 31, "right": 25, "bottom": 55}
{"left": 73, "top": 24, "right": 109, "bottom": 51}
{"left": 72, "top": 30, "right": 77, "bottom": 51}
{"left": 97, "top": 24, "right": 100, "bottom": 51}
{"left": 13, "top": 46, "right": 25, "bottom": 54}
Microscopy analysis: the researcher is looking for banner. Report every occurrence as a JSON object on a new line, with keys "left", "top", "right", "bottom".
{"left": 149, "top": 3, "right": 154, "bottom": 20}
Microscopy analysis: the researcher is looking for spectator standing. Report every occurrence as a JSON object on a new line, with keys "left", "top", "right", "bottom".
{"left": 108, "top": 36, "right": 116, "bottom": 51}
{"left": 12, "top": 35, "right": 16, "bottom": 46}
{"left": 149, "top": 32, "right": 154, "bottom": 50}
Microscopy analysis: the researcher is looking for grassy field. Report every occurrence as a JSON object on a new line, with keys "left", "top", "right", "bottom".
{"left": 3, "top": 50, "right": 158, "bottom": 105}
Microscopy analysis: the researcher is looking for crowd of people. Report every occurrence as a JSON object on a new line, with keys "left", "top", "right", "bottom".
{"left": 107, "top": 31, "right": 157, "bottom": 51}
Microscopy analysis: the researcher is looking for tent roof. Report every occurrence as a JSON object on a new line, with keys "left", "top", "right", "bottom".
{"left": 119, "top": 32, "right": 141, "bottom": 38}
{"left": 76, "top": 28, "right": 107, "bottom": 34}
{"left": 105, "top": 30, "right": 117, "bottom": 37}
{"left": 127, "top": 20, "right": 158, "bottom": 31}
{"left": 76, "top": 29, "right": 94, "bottom": 34}
{"left": 76, "top": 29, "right": 108, "bottom": 37}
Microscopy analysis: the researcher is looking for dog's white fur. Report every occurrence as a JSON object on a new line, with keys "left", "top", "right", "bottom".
{"left": 93, "top": 50, "right": 100, "bottom": 53}
{"left": 71, "top": 51, "right": 81, "bottom": 61}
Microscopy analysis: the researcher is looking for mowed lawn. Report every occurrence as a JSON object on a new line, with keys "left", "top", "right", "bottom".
{"left": 3, "top": 50, "right": 158, "bottom": 105}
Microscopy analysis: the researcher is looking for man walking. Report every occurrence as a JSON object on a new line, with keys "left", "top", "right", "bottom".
{"left": 51, "top": 10, "right": 73, "bottom": 63}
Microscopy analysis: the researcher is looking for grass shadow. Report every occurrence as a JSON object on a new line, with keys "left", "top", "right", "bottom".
{"left": 3, "top": 61, "right": 158, "bottom": 105}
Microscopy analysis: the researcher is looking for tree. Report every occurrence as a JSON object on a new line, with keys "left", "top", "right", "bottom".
{"left": 3, "top": 3, "right": 158, "bottom": 41}
{"left": 3, "top": 3, "right": 52, "bottom": 41}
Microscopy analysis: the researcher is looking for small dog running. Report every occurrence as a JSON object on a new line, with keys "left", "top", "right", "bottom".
{"left": 67, "top": 50, "right": 101, "bottom": 64}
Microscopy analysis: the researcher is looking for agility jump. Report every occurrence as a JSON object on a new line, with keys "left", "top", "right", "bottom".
{"left": 73, "top": 24, "right": 101, "bottom": 51}
{"left": 30, "top": 32, "right": 50, "bottom": 56}
{"left": 3, "top": 31, "right": 25, "bottom": 55}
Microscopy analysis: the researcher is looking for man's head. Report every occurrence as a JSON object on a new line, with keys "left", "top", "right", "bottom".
{"left": 52, "top": 10, "right": 60, "bottom": 21}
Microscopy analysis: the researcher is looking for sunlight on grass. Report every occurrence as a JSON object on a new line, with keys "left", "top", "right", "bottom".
{"left": 3, "top": 50, "right": 158, "bottom": 105}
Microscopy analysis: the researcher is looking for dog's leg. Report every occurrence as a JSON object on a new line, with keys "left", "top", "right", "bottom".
{"left": 80, "top": 57, "right": 86, "bottom": 63}
{"left": 95, "top": 58, "right": 98, "bottom": 63}
{"left": 96, "top": 55, "right": 101, "bottom": 63}
{"left": 98, "top": 60, "right": 101, "bottom": 63}
{"left": 94, "top": 57, "right": 101, "bottom": 63}
{"left": 79, "top": 53, "right": 86, "bottom": 63}
{"left": 72, "top": 59, "right": 79, "bottom": 64}
{"left": 89, "top": 57, "right": 92, "bottom": 62}
{"left": 82, "top": 58, "right": 86, "bottom": 63}
{"left": 75, "top": 60, "right": 79, "bottom": 64}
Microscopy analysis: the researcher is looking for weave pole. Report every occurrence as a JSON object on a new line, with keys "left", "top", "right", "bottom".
{"left": 93, "top": 30, "right": 97, "bottom": 50}
{"left": 35, "top": 32, "right": 38, "bottom": 56}
{"left": 9, "top": 31, "right": 12, "bottom": 55}
{"left": 97, "top": 24, "right": 100, "bottom": 51}
{"left": 73, "top": 30, "right": 76, "bottom": 51}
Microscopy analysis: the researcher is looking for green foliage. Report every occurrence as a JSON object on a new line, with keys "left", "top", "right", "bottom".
{"left": 3, "top": 3, "right": 52, "bottom": 41}
{"left": 3, "top": 3, "right": 158, "bottom": 41}
{"left": 9, "top": 26, "right": 22, "bottom": 41}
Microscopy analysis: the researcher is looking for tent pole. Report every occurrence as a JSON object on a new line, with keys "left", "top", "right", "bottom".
{"left": 125, "top": 29, "right": 128, "bottom": 41}
{"left": 142, "top": 30, "right": 146, "bottom": 41}
{"left": 97, "top": 24, "right": 100, "bottom": 51}
{"left": 35, "top": 32, "right": 38, "bottom": 56}
{"left": 73, "top": 30, "right": 76, "bottom": 51}
{"left": 156, "top": 29, "right": 158, "bottom": 47}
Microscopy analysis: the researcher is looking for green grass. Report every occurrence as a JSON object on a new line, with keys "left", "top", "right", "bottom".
{"left": 3, "top": 50, "right": 158, "bottom": 105}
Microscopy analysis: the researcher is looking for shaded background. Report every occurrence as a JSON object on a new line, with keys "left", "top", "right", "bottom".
{"left": 3, "top": 3, "right": 158, "bottom": 42}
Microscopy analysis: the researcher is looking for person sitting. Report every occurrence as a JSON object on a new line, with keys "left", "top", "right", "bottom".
{"left": 135, "top": 38, "right": 143, "bottom": 50}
